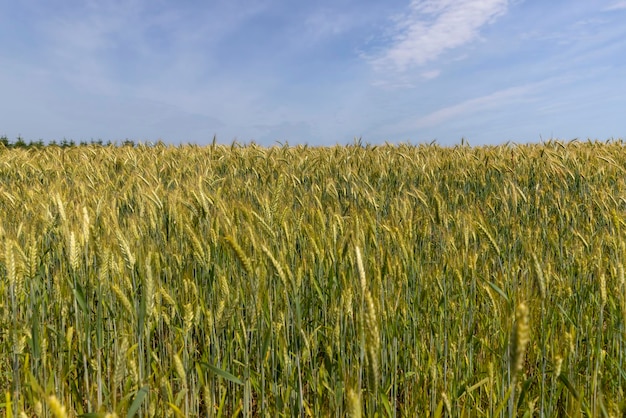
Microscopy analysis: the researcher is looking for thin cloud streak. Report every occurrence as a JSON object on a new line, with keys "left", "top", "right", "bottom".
{"left": 369, "top": 0, "right": 509, "bottom": 72}
{"left": 371, "top": 81, "right": 548, "bottom": 141}
{"left": 604, "top": 1, "right": 626, "bottom": 10}
{"left": 412, "top": 84, "right": 534, "bottom": 128}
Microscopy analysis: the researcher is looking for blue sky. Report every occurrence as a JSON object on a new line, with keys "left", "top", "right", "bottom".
{"left": 1, "top": 0, "right": 625, "bottom": 146}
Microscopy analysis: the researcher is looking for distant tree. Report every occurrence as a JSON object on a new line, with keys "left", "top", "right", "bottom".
{"left": 14, "top": 136, "right": 27, "bottom": 148}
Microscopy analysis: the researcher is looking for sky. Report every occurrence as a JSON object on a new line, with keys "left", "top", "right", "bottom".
{"left": 1, "top": 0, "right": 626, "bottom": 146}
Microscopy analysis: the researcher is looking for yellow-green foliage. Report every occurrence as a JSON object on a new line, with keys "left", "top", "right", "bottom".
{"left": 1, "top": 140, "right": 626, "bottom": 416}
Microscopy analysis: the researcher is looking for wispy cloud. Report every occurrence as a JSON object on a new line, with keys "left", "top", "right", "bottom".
{"left": 369, "top": 0, "right": 509, "bottom": 72}
{"left": 374, "top": 82, "right": 544, "bottom": 140}
{"left": 420, "top": 69, "right": 441, "bottom": 79}
{"left": 413, "top": 84, "right": 535, "bottom": 129}
{"left": 604, "top": 1, "right": 626, "bottom": 11}
{"left": 35, "top": 0, "right": 274, "bottom": 94}
{"left": 304, "top": 8, "right": 353, "bottom": 41}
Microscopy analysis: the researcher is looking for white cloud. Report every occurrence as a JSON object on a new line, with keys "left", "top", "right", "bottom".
{"left": 412, "top": 84, "right": 533, "bottom": 128}
{"left": 421, "top": 69, "right": 441, "bottom": 79}
{"left": 35, "top": 0, "right": 274, "bottom": 95}
{"left": 370, "top": 0, "right": 509, "bottom": 72}
{"left": 369, "top": 82, "right": 545, "bottom": 140}
{"left": 304, "top": 9, "right": 352, "bottom": 40}
{"left": 253, "top": 121, "right": 316, "bottom": 144}
{"left": 604, "top": 1, "right": 626, "bottom": 11}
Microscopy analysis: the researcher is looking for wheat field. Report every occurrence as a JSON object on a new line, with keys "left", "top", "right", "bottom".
{"left": 1, "top": 139, "right": 626, "bottom": 416}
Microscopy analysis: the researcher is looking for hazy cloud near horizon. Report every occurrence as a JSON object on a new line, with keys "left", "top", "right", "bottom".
{"left": 1, "top": 0, "right": 625, "bottom": 145}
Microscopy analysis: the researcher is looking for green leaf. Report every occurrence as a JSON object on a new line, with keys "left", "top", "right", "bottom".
{"left": 557, "top": 374, "right": 579, "bottom": 400}
{"left": 200, "top": 362, "right": 244, "bottom": 385}
{"left": 380, "top": 392, "right": 393, "bottom": 417}
{"left": 126, "top": 385, "right": 149, "bottom": 418}
{"left": 5, "top": 391, "right": 13, "bottom": 418}
{"left": 486, "top": 280, "right": 509, "bottom": 303}
{"left": 493, "top": 385, "right": 514, "bottom": 417}
{"left": 67, "top": 276, "right": 88, "bottom": 314}
{"left": 167, "top": 403, "right": 186, "bottom": 418}
{"left": 433, "top": 399, "right": 444, "bottom": 418}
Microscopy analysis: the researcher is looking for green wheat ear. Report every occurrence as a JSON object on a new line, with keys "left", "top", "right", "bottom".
{"left": 347, "top": 388, "right": 362, "bottom": 418}
{"left": 47, "top": 396, "right": 69, "bottom": 418}
{"left": 225, "top": 235, "right": 253, "bottom": 277}
{"left": 511, "top": 302, "right": 530, "bottom": 381}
